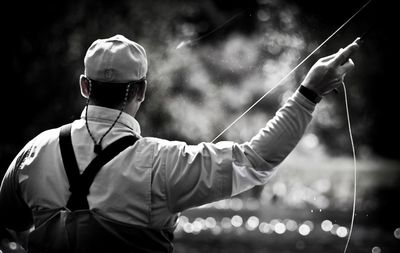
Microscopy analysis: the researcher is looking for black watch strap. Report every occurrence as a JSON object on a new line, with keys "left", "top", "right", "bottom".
{"left": 298, "top": 85, "right": 322, "bottom": 104}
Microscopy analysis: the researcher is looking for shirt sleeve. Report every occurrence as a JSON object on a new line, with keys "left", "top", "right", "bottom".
{"left": 158, "top": 90, "right": 315, "bottom": 213}
{"left": 232, "top": 90, "right": 315, "bottom": 195}
{"left": 0, "top": 144, "right": 34, "bottom": 231}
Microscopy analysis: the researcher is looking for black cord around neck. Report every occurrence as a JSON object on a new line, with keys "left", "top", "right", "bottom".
{"left": 85, "top": 81, "right": 131, "bottom": 154}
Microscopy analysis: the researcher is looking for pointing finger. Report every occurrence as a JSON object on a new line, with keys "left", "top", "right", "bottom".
{"left": 331, "top": 38, "right": 360, "bottom": 66}
{"left": 319, "top": 53, "right": 336, "bottom": 63}
{"left": 319, "top": 47, "right": 344, "bottom": 63}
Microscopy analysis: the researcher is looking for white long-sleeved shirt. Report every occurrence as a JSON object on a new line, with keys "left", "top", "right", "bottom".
{"left": 0, "top": 90, "right": 315, "bottom": 231}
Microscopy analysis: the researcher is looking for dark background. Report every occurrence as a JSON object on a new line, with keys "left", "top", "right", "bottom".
{"left": 0, "top": 0, "right": 397, "bottom": 163}
{"left": 1, "top": 0, "right": 399, "bottom": 252}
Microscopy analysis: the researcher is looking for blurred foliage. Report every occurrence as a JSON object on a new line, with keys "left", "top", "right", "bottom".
{"left": 1, "top": 0, "right": 399, "bottom": 252}
{"left": 1, "top": 0, "right": 397, "bottom": 177}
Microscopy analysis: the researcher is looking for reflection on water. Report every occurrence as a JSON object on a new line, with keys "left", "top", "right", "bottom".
{"left": 174, "top": 151, "right": 400, "bottom": 253}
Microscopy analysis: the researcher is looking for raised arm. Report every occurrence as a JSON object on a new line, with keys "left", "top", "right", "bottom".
{"left": 161, "top": 39, "right": 360, "bottom": 212}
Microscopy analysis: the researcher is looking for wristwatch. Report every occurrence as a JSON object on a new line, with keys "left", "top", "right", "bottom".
{"left": 298, "top": 85, "right": 322, "bottom": 104}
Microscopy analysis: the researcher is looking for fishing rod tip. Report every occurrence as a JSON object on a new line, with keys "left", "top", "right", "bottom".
{"left": 176, "top": 40, "right": 191, "bottom": 50}
{"left": 356, "top": 27, "right": 373, "bottom": 46}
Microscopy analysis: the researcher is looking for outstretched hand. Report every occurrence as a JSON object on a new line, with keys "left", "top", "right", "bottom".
{"left": 301, "top": 38, "right": 360, "bottom": 96}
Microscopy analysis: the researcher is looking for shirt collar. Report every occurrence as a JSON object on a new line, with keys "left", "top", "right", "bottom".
{"left": 80, "top": 105, "right": 141, "bottom": 135}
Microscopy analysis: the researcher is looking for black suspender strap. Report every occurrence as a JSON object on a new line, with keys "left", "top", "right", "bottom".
{"left": 59, "top": 123, "right": 138, "bottom": 211}
{"left": 60, "top": 124, "right": 81, "bottom": 198}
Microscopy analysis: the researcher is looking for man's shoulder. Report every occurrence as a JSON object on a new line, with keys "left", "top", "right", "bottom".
{"left": 31, "top": 126, "right": 62, "bottom": 146}
{"left": 6, "top": 126, "right": 62, "bottom": 182}
{"left": 17, "top": 124, "right": 75, "bottom": 160}
{"left": 140, "top": 137, "right": 187, "bottom": 149}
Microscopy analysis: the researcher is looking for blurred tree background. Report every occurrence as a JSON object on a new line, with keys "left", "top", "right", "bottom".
{"left": 1, "top": 0, "right": 397, "bottom": 166}
{"left": 1, "top": 0, "right": 399, "bottom": 252}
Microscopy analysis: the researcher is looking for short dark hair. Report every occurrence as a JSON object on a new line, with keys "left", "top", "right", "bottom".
{"left": 88, "top": 79, "right": 146, "bottom": 109}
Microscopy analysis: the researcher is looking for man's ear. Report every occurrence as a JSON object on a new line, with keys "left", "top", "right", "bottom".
{"left": 137, "top": 80, "right": 147, "bottom": 102}
{"left": 80, "top": 75, "right": 90, "bottom": 99}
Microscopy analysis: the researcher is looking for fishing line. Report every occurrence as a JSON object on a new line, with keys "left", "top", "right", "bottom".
{"left": 211, "top": 0, "right": 372, "bottom": 143}
{"left": 172, "top": 1, "right": 370, "bottom": 251}
{"left": 342, "top": 81, "right": 358, "bottom": 253}
{"left": 207, "top": 1, "right": 372, "bottom": 252}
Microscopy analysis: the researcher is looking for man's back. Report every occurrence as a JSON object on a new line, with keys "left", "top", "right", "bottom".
{"left": 15, "top": 107, "right": 176, "bottom": 228}
{"left": 3, "top": 106, "right": 177, "bottom": 252}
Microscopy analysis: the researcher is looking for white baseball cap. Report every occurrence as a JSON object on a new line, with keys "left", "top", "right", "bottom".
{"left": 84, "top": 34, "right": 148, "bottom": 83}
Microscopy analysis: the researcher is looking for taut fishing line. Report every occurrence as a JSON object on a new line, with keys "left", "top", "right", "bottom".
{"left": 211, "top": 0, "right": 372, "bottom": 143}
{"left": 342, "top": 81, "right": 358, "bottom": 253}
{"left": 200, "top": 1, "right": 373, "bottom": 252}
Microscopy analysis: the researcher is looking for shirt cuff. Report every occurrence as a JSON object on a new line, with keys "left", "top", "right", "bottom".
{"left": 292, "top": 89, "right": 317, "bottom": 112}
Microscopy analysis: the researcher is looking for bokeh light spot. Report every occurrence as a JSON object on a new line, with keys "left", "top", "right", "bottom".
{"left": 229, "top": 198, "right": 243, "bottom": 211}
{"left": 245, "top": 216, "right": 260, "bottom": 231}
{"left": 394, "top": 227, "right": 400, "bottom": 239}
{"left": 336, "top": 226, "right": 348, "bottom": 238}
{"left": 231, "top": 215, "right": 243, "bottom": 228}
{"left": 183, "top": 223, "right": 193, "bottom": 233}
{"left": 371, "top": 246, "right": 381, "bottom": 253}
{"left": 205, "top": 217, "right": 216, "bottom": 229}
{"left": 285, "top": 219, "right": 298, "bottom": 231}
{"left": 221, "top": 217, "right": 232, "bottom": 230}
{"left": 298, "top": 224, "right": 311, "bottom": 236}
{"left": 259, "top": 222, "right": 272, "bottom": 234}
{"left": 8, "top": 242, "right": 17, "bottom": 250}
{"left": 321, "top": 220, "right": 333, "bottom": 232}
{"left": 275, "top": 222, "right": 286, "bottom": 234}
